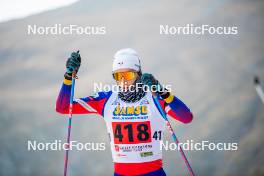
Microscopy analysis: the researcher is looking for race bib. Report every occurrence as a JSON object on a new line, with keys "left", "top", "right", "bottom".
{"left": 112, "top": 121, "right": 152, "bottom": 144}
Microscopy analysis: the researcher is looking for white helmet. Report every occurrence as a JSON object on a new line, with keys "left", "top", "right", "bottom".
{"left": 112, "top": 48, "right": 141, "bottom": 72}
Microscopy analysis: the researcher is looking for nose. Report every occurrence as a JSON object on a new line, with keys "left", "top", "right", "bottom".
{"left": 120, "top": 77, "right": 129, "bottom": 89}
{"left": 120, "top": 77, "right": 126, "bottom": 85}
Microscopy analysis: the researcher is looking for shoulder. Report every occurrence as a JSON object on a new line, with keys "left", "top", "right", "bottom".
{"left": 90, "top": 90, "right": 113, "bottom": 100}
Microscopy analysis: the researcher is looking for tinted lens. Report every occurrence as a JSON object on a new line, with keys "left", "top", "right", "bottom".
{"left": 113, "top": 71, "right": 136, "bottom": 81}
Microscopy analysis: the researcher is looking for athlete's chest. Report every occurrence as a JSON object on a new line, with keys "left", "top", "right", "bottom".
{"left": 104, "top": 92, "right": 160, "bottom": 121}
{"left": 104, "top": 92, "right": 165, "bottom": 133}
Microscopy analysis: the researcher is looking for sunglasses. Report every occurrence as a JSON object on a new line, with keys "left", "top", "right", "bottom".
{"left": 113, "top": 71, "right": 137, "bottom": 81}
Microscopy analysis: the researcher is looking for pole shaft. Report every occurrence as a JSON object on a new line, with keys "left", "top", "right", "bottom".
{"left": 63, "top": 72, "right": 76, "bottom": 176}
{"left": 256, "top": 85, "right": 264, "bottom": 104}
{"left": 153, "top": 96, "right": 195, "bottom": 176}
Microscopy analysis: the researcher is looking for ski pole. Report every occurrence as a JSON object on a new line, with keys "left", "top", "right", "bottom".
{"left": 254, "top": 76, "right": 264, "bottom": 104}
{"left": 64, "top": 51, "right": 79, "bottom": 176}
{"left": 152, "top": 93, "right": 195, "bottom": 176}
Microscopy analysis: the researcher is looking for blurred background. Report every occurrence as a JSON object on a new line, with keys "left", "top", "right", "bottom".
{"left": 0, "top": 0, "right": 264, "bottom": 175}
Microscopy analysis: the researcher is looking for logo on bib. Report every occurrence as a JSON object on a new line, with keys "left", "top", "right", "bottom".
{"left": 113, "top": 105, "right": 148, "bottom": 116}
{"left": 140, "top": 98, "right": 149, "bottom": 105}
{"left": 114, "top": 145, "right": 120, "bottom": 152}
{"left": 140, "top": 151, "right": 153, "bottom": 157}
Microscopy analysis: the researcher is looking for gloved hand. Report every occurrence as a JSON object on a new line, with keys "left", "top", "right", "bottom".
{"left": 141, "top": 73, "right": 159, "bottom": 89}
{"left": 64, "top": 51, "right": 81, "bottom": 80}
{"left": 141, "top": 73, "right": 170, "bottom": 99}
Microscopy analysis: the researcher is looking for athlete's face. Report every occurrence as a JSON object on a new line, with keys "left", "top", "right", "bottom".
{"left": 113, "top": 68, "right": 139, "bottom": 91}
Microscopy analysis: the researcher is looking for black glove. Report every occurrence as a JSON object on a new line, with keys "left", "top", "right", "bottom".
{"left": 141, "top": 73, "right": 159, "bottom": 87}
{"left": 141, "top": 73, "right": 170, "bottom": 99}
{"left": 64, "top": 51, "right": 81, "bottom": 80}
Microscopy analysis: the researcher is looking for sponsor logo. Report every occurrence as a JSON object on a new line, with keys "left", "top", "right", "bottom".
{"left": 140, "top": 98, "right": 149, "bottom": 105}
{"left": 117, "top": 153, "right": 127, "bottom": 157}
{"left": 140, "top": 151, "right": 153, "bottom": 157}
{"left": 115, "top": 145, "right": 120, "bottom": 152}
{"left": 116, "top": 144, "right": 152, "bottom": 152}
{"left": 113, "top": 105, "right": 148, "bottom": 116}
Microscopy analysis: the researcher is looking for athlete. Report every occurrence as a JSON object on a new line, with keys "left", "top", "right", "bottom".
{"left": 56, "top": 48, "right": 193, "bottom": 176}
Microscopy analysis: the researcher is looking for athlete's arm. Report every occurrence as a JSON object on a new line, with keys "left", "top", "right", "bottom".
{"left": 56, "top": 78, "right": 111, "bottom": 116}
{"left": 141, "top": 73, "right": 193, "bottom": 123}
{"left": 158, "top": 93, "right": 193, "bottom": 124}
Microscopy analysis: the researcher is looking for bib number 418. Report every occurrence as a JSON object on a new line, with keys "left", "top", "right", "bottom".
{"left": 112, "top": 121, "right": 151, "bottom": 144}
